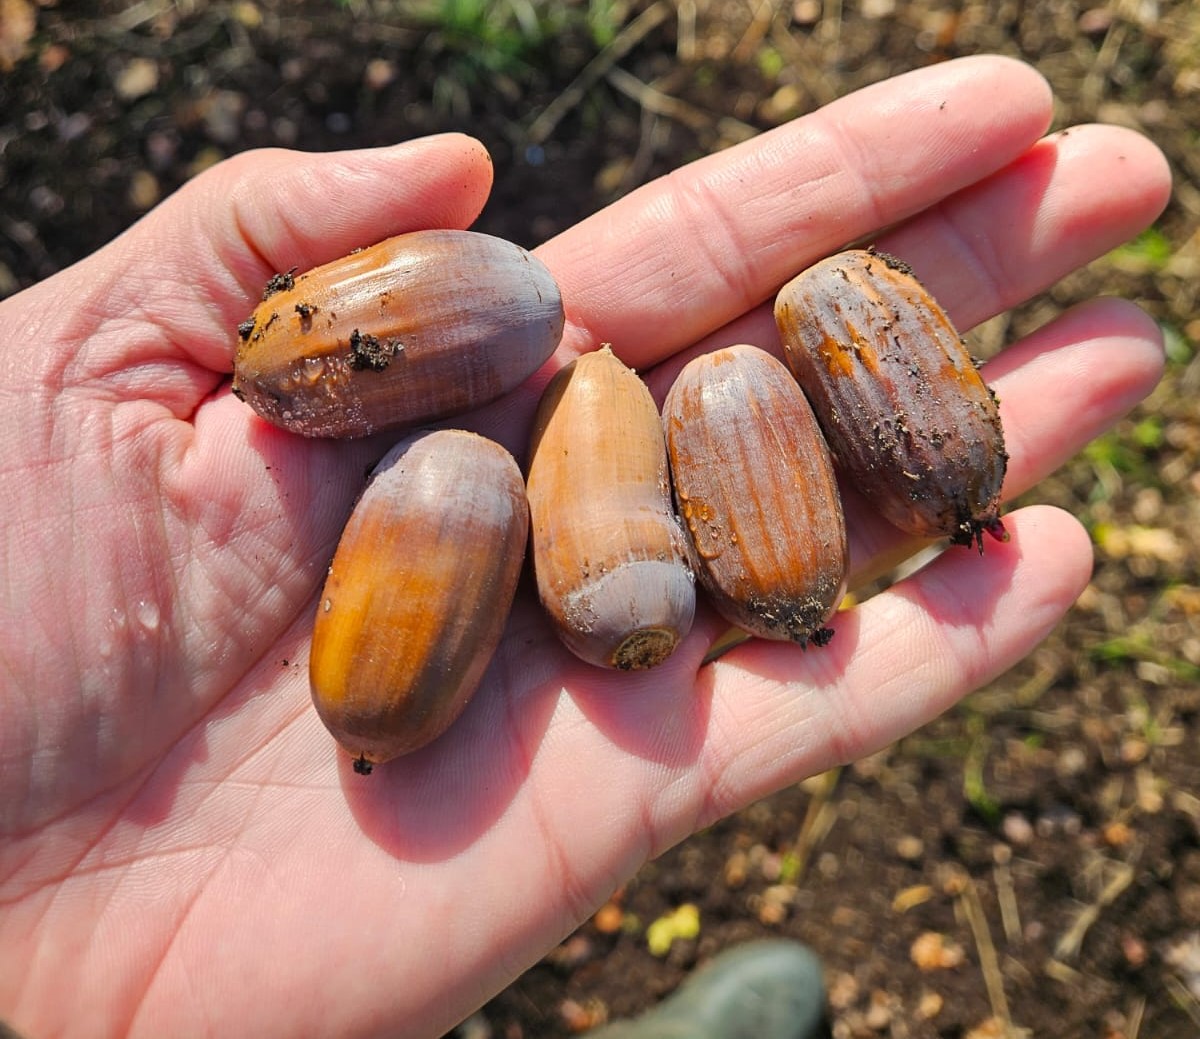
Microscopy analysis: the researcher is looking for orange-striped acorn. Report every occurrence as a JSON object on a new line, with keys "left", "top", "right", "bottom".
{"left": 664, "top": 344, "right": 848, "bottom": 647}
{"left": 774, "top": 249, "right": 1008, "bottom": 551}
{"left": 527, "top": 345, "right": 695, "bottom": 670}
{"left": 233, "top": 229, "right": 564, "bottom": 439}
{"left": 310, "top": 429, "right": 528, "bottom": 772}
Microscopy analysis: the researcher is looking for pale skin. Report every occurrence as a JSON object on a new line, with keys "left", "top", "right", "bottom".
{"left": 0, "top": 56, "right": 1172, "bottom": 1037}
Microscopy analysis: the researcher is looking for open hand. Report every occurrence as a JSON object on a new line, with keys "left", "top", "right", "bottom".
{"left": 0, "top": 56, "right": 1170, "bottom": 1038}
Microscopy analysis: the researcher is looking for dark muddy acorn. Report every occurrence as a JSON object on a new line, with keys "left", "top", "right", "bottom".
{"left": 664, "top": 345, "right": 847, "bottom": 646}
{"left": 527, "top": 346, "right": 695, "bottom": 670}
{"left": 232, "top": 229, "right": 565, "bottom": 439}
{"left": 309, "top": 429, "right": 528, "bottom": 771}
{"left": 774, "top": 248, "right": 1008, "bottom": 551}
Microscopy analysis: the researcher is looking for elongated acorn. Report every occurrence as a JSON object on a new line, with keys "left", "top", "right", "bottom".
{"left": 664, "top": 345, "right": 848, "bottom": 646}
{"left": 310, "top": 429, "right": 528, "bottom": 772}
{"left": 774, "top": 249, "right": 1008, "bottom": 550}
{"left": 233, "top": 229, "right": 565, "bottom": 438}
{"left": 527, "top": 345, "right": 695, "bottom": 670}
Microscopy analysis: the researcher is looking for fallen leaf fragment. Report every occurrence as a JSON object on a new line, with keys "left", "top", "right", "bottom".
{"left": 646, "top": 903, "right": 700, "bottom": 957}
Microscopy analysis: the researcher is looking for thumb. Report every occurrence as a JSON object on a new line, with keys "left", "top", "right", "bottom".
{"left": 6, "top": 133, "right": 496, "bottom": 390}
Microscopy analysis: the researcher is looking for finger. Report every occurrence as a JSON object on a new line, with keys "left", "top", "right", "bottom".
{"left": 988, "top": 300, "right": 1163, "bottom": 494}
{"left": 640, "top": 120, "right": 1172, "bottom": 397}
{"left": 214, "top": 135, "right": 494, "bottom": 276}
{"left": 78, "top": 139, "right": 492, "bottom": 710}
{"left": 692, "top": 503, "right": 1091, "bottom": 820}
{"left": 435, "top": 107, "right": 1170, "bottom": 480}
{"left": 538, "top": 54, "right": 1054, "bottom": 367}
{"left": 635, "top": 299, "right": 1160, "bottom": 662}
{"left": 845, "top": 296, "right": 1164, "bottom": 586}
{"left": 178, "top": 133, "right": 495, "bottom": 374}
{"left": 871, "top": 122, "right": 1174, "bottom": 331}
{"left": 22, "top": 133, "right": 495, "bottom": 384}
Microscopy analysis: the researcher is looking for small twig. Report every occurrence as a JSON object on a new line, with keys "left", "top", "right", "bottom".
{"left": 817, "top": 0, "right": 843, "bottom": 54}
{"left": 1125, "top": 995, "right": 1145, "bottom": 1039}
{"left": 604, "top": 66, "right": 760, "bottom": 146}
{"left": 1164, "top": 972, "right": 1200, "bottom": 1029}
{"left": 702, "top": 626, "right": 751, "bottom": 664}
{"left": 786, "top": 767, "right": 841, "bottom": 884}
{"left": 994, "top": 860, "right": 1022, "bottom": 946}
{"left": 1043, "top": 958, "right": 1083, "bottom": 985}
{"left": 1081, "top": 18, "right": 1129, "bottom": 110}
{"left": 768, "top": 20, "right": 839, "bottom": 107}
{"left": 623, "top": 101, "right": 666, "bottom": 192}
{"left": 108, "top": 0, "right": 173, "bottom": 32}
{"left": 1052, "top": 856, "right": 1136, "bottom": 963}
{"left": 731, "top": 0, "right": 780, "bottom": 64}
{"left": 955, "top": 875, "right": 1020, "bottom": 1037}
{"left": 525, "top": 1, "right": 673, "bottom": 144}
{"left": 604, "top": 66, "right": 712, "bottom": 131}
{"left": 675, "top": 0, "right": 697, "bottom": 61}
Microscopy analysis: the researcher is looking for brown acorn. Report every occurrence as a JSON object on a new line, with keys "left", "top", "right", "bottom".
{"left": 664, "top": 345, "right": 848, "bottom": 646}
{"left": 309, "top": 429, "right": 528, "bottom": 772}
{"left": 233, "top": 229, "right": 564, "bottom": 439}
{"left": 774, "top": 249, "right": 1008, "bottom": 550}
{"left": 527, "top": 346, "right": 695, "bottom": 670}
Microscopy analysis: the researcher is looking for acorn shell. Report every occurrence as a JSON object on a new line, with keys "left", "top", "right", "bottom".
{"left": 774, "top": 249, "right": 1008, "bottom": 549}
{"left": 664, "top": 345, "right": 848, "bottom": 645}
{"left": 309, "top": 429, "right": 528, "bottom": 770}
{"left": 527, "top": 346, "right": 695, "bottom": 670}
{"left": 233, "top": 229, "right": 565, "bottom": 439}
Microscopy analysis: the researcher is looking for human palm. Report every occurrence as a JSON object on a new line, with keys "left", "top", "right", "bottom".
{"left": 0, "top": 57, "right": 1171, "bottom": 1037}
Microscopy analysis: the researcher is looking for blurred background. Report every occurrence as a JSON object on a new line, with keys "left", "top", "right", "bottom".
{"left": 1, "top": 1, "right": 1198, "bottom": 1035}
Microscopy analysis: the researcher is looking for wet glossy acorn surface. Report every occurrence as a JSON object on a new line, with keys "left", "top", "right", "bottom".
{"left": 774, "top": 248, "right": 1008, "bottom": 550}
{"left": 526, "top": 346, "right": 696, "bottom": 670}
{"left": 664, "top": 345, "right": 848, "bottom": 646}
{"left": 232, "top": 229, "right": 564, "bottom": 439}
{"left": 309, "top": 429, "right": 528, "bottom": 771}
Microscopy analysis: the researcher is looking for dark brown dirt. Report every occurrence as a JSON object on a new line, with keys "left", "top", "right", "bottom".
{"left": 3, "top": 2, "right": 1198, "bottom": 1037}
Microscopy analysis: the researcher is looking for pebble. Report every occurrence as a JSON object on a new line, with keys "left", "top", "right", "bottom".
{"left": 558, "top": 997, "right": 607, "bottom": 1032}
{"left": 114, "top": 57, "right": 159, "bottom": 101}
{"left": 200, "top": 89, "right": 245, "bottom": 143}
{"left": 364, "top": 57, "right": 396, "bottom": 91}
{"left": 723, "top": 849, "right": 748, "bottom": 889}
{"left": 591, "top": 902, "right": 624, "bottom": 934}
{"left": 1001, "top": 811, "right": 1034, "bottom": 847}
{"left": 826, "top": 970, "right": 859, "bottom": 1011}
{"left": 915, "top": 990, "right": 944, "bottom": 1019}
{"left": 128, "top": 169, "right": 160, "bottom": 211}
{"left": 910, "top": 931, "right": 966, "bottom": 971}
{"left": 454, "top": 1013, "right": 492, "bottom": 1039}
{"left": 863, "top": 991, "right": 891, "bottom": 1030}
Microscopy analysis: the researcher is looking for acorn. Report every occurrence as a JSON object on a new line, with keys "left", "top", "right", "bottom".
{"left": 774, "top": 248, "right": 1008, "bottom": 550}
{"left": 309, "top": 429, "right": 528, "bottom": 772}
{"left": 527, "top": 346, "right": 695, "bottom": 670}
{"left": 233, "top": 229, "right": 565, "bottom": 438}
{"left": 663, "top": 345, "right": 848, "bottom": 646}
